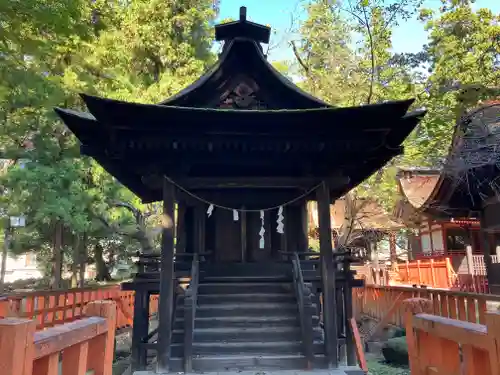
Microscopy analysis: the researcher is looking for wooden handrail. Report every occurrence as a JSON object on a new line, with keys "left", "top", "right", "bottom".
{"left": 353, "top": 284, "right": 500, "bottom": 331}
{"left": 137, "top": 251, "right": 212, "bottom": 259}
{"left": 0, "top": 300, "right": 116, "bottom": 375}
{"left": 0, "top": 286, "right": 158, "bottom": 331}
{"left": 184, "top": 253, "right": 200, "bottom": 372}
{"left": 363, "top": 283, "right": 500, "bottom": 301}
{"left": 292, "top": 252, "right": 315, "bottom": 367}
{"left": 403, "top": 298, "right": 500, "bottom": 375}
{"left": 175, "top": 252, "right": 212, "bottom": 258}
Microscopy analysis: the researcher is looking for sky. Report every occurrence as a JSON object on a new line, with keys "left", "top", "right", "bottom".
{"left": 216, "top": 0, "right": 500, "bottom": 62}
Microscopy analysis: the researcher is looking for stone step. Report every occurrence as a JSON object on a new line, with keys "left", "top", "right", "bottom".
{"left": 175, "top": 302, "right": 301, "bottom": 318}
{"left": 170, "top": 340, "right": 326, "bottom": 357}
{"left": 169, "top": 354, "right": 328, "bottom": 372}
{"left": 173, "top": 315, "right": 320, "bottom": 329}
{"left": 198, "top": 282, "right": 293, "bottom": 295}
{"left": 201, "top": 275, "right": 292, "bottom": 283}
{"left": 200, "top": 262, "right": 291, "bottom": 277}
{"left": 171, "top": 326, "right": 324, "bottom": 343}
{"left": 178, "top": 292, "right": 296, "bottom": 304}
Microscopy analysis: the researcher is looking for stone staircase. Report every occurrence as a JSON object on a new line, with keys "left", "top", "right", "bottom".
{"left": 169, "top": 263, "right": 326, "bottom": 372}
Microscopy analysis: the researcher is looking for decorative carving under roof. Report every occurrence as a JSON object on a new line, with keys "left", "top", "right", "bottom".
{"left": 217, "top": 77, "right": 267, "bottom": 110}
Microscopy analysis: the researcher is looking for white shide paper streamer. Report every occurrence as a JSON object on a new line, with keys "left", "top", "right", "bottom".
{"left": 259, "top": 210, "right": 265, "bottom": 249}
{"left": 277, "top": 206, "right": 284, "bottom": 234}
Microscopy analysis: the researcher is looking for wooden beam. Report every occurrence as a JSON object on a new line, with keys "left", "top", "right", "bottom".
{"left": 316, "top": 182, "right": 338, "bottom": 368}
{"left": 157, "top": 177, "right": 176, "bottom": 373}
{"left": 142, "top": 176, "right": 350, "bottom": 190}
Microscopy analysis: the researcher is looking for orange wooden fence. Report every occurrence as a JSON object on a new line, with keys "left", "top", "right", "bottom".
{"left": 0, "top": 285, "right": 158, "bottom": 331}
{"left": 403, "top": 298, "right": 500, "bottom": 375}
{"left": 0, "top": 300, "right": 116, "bottom": 375}
{"left": 394, "top": 258, "right": 455, "bottom": 288}
{"left": 354, "top": 284, "right": 500, "bottom": 327}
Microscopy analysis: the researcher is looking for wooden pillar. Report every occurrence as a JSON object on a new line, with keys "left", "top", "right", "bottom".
{"left": 241, "top": 207, "right": 247, "bottom": 262}
{"left": 480, "top": 212, "right": 494, "bottom": 291}
{"left": 281, "top": 206, "right": 288, "bottom": 255}
{"left": 130, "top": 290, "right": 149, "bottom": 371}
{"left": 176, "top": 202, "right": 187, "bottom": 254}
{"left": 371, "top": 242, "right": 380, "bottom": 285}
{"left": 264, "top": 210, "right": 272, "bottom": 259}
{"left": 194, "top": 205, "right": 206, "bottom": 255}
{"left": 316, "top": 182, "right": 338, "bottom": 367}
{"left": 389, "top": 232, "right": 397, "bottom": 264}
{"left": 343, "top": 269, "right": 356, "bottom": 366}
{"left": 157, "top": 177, "right": 176, "bottom": 373}
{"left": 0, "top": 317, "right": 36, "bottom": 375}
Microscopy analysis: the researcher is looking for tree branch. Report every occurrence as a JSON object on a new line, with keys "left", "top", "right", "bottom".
{"left": 362, "top": 5, "right": 375, "bottom": 104}
{"left": 290, "top": 40, "right": 310, "bottom": 74}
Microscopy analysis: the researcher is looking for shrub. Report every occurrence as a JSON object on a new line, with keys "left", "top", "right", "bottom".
{"left": 382, "top": 336, "right": 409, "bottom": 365}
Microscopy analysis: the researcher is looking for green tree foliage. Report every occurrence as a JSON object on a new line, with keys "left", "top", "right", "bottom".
{"left": 412, "top": 1, "right": 500, "bottom": 164}
{"left": 0, "top": 0, "right": 216, "bottom": 288}
{"left": 291, "top": 0, "right": 499, "bottom": 211}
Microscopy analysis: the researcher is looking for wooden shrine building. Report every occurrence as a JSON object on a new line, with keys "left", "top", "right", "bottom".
{"left": 56, "top": 7, "right": 424, "bottom": 373}
{"left": 394, "top": 102, "right": 500, "bottom": 291}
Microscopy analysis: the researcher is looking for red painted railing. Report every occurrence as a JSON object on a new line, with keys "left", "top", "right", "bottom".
{"left": 394, "top": 258, "right": 455, "bottom": 288}
{"left": 0, "top": 300, "right": 117, "bottom": 375}
{"left": 403, "top": 298, "right": 500, "bottom": 375}
{"left": 354, "top": 284, "right": 500, "bottom": 328}
{"left": 0, "top": 284, "right": 158, "bottom": 331}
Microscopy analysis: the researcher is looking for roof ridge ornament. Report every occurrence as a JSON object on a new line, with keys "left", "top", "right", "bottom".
{"left": 240, "top": 6, "right": 247, "bottom": 22}
{"left": 215, "top": 6, "right": 271, "bottom": 44}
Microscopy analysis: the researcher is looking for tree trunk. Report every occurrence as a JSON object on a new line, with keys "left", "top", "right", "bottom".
{"left": 94, "top": 243, "right": 111, "bottom": 281}
{"left": 71, "top": 234, "right": 80, "bottom": 288}
{"left": 52, "top": 221, "right": 63, "bottom": 289}
{"left": 338, "top": 192, "right": 356, "bottom": 246}
{"left": 78, "top": 232, "right": 87, "bottom": 288}
{"left": 0, "top": 227, "right": 12, "bottom": 293}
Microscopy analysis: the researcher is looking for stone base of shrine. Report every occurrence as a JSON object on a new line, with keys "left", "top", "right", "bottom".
{"left": 133, "top": 367, "right": 365, "bottom": 375}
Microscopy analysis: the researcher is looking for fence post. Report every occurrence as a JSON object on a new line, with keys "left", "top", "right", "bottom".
{"left": 0, "top": 318, "right": 36, "bottom": 375}
{"left": 466, "top": 246, "right": 475, "bottom": 292}
{"left": 430, "top": 259, "right": 436, "bottom": 286}
{"left": 466, "top": 246, "right": 474, "bottom": 274}
{"left": 402, "top": 298, "right": 433, "bottom": 375}
{"left": 0, "top": 297, "right": 11, "bottom": 318}
{"left": 406, "top": 261, "right": 410, "bottom": 282}
{"left": 445, "top": 257, "right": 453, "bottom": 288}
{"left": 484, "top": 312, "right": 500, "bottom": 374}
{"left": 85, "top": 300, "right": 117, "bottom": 375}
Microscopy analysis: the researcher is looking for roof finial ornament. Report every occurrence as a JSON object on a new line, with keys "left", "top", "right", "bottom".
{"left": 239, "top": 6, "right": 247, "bottom": 22}
{"left": 214, "top": 6, "right": 271, "bottom": 44}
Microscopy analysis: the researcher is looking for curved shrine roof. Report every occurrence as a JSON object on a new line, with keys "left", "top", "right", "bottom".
{"left": 55, "top": 7, "right": 426, "bottom": 203}
{"left": 395, "top": 102, "right": 500, "bottom": 221}
{"left": 160, "top": 38, "right": 329, "bottom": 109}
{"left": 309, "top": 199, "right": 403, "bottom": 231}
